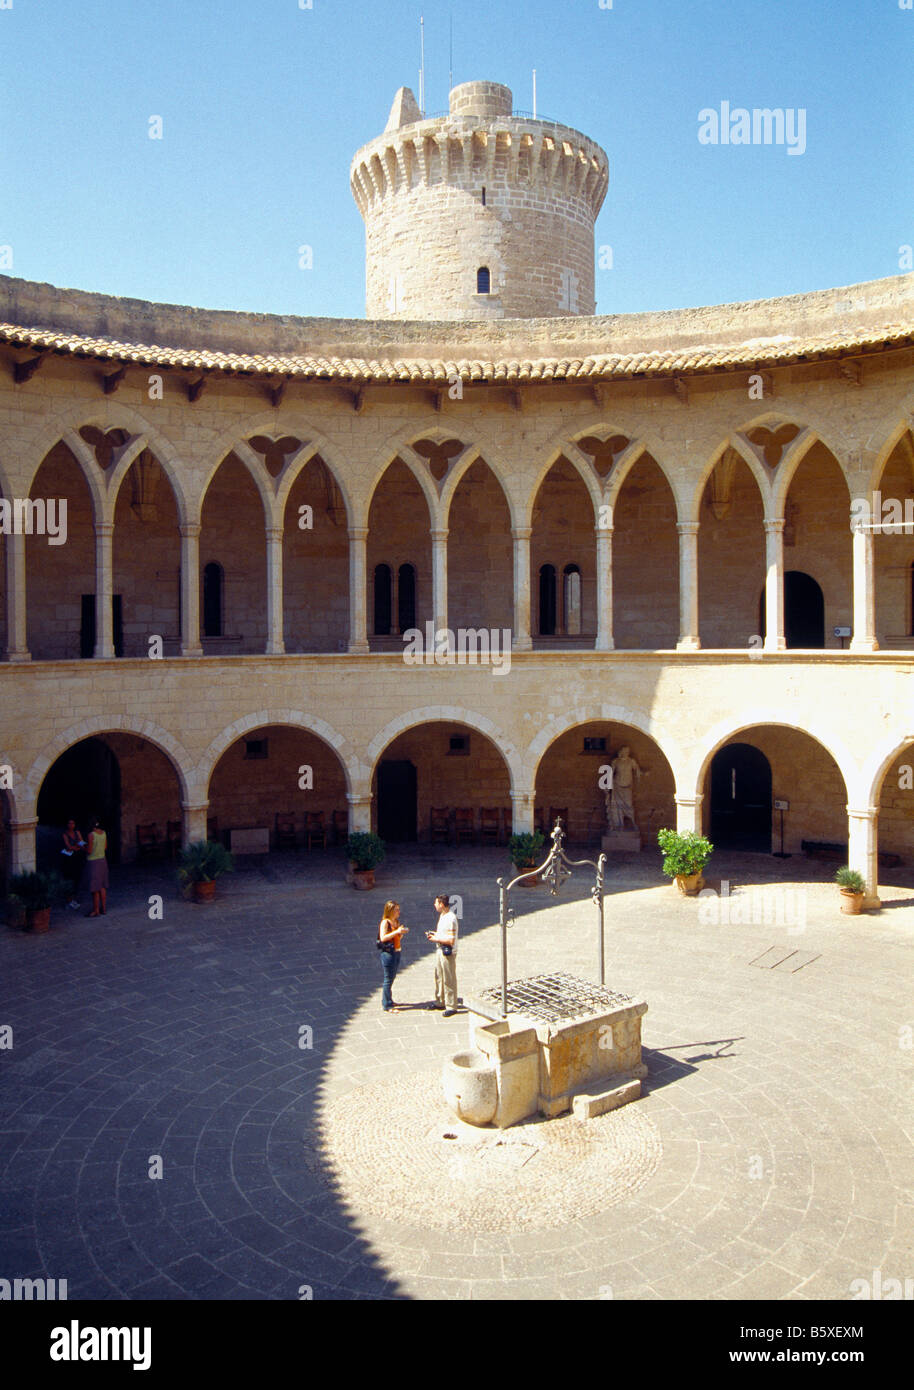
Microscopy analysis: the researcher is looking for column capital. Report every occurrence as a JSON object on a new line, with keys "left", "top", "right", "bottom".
{"left": 674, "top": 794, "right": 704, "bottom": 809}
{"left": 9, "top": 817, "right": 39, "bottom": 831}
{"left": 95, "top": 521, "right": 115, "bottom": 539}
{"left": 346, "top": 792, "right": 373, "bottom": 807}
{"left": 676, "top": 521, "right": 700, "bottom": 537}
{"left": 764, "top": 517, "right": 786, "bottom": 535}
{"left": 181, "top": 801, "right": 210, "bottom": 814}
{"left": 595, "top": 524, "right": 614, "bottom": 540}
{"left": 347, "top": 527, "right": 369, "bottom": 542}
{"left": 180, "top": 523, "right": 202, "bottom": 540}
{"left": 266, "top": 525, "right": 284, "bottom": 543}
{"left": 511, "top": 527, "right": 532, "bottom": 542}
{"left": 846, "top": 805, "right": 879, "bottom": 822}
{"left": 430, "top": 529, "right": 449, "bottom": 544}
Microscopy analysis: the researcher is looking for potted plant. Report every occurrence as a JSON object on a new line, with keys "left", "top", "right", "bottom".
{"left": 509, "top": 830, "right": 545, "bottom": 885}
{"left": 5, "top": 891, "right": 26, "bottom": 931}
{"left": 346, "top": 832, "right": 385, "bottom": 890}
{"left": 835, "top": 865, "right": 866, "bottom": 915}
{"left": 8, "top": 870, "right": 64, "bottom": 933}
{"left": 178, "top": 840, "right": 234, "bottom": 902}
{"left": 657, "top": 828, "right": 714, "bottom": 896}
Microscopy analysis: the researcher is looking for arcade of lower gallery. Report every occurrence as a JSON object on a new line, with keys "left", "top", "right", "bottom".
{"left": 1, "top": 270, "right": 913, "bottom": 905}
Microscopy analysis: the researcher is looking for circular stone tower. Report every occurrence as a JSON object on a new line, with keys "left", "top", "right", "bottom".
{"left": 350, "top": 80, "right": 609, "bottom": 321}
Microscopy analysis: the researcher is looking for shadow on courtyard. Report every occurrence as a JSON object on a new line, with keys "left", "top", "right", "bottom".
{"left": 0, "top": 843, "right": 841, "bottom": 1301}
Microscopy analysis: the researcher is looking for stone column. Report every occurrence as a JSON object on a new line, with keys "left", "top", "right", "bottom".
{"left": 179, "top": 524, "right": 203, "bottom": 657}
{"left": 511, "top": 527, "right": 532, "bottom": 651}
{"left": 676, "top": 522, "right": 700, "bottom": 651}
{"left": 764, "top": 518, "right": 786, "bottom": 651}
{"left": 432, "top": 529, "right": 449, "bottom": 636}
{"left": 94, "top": 521, "right": 115, "bottom": 659}
{"left": 850, "top": 526, "right": 878, "bottom": 652}
{"left": 5, "top": 532, "right": 30, "bottom": 661}
{"left": 847, "top": 805, "right": 880, "bottom": 909}
{"left": 510, "top": 789, "right": 534, "bottom": 835}
{"left": 347, "top": 528, "right": 369, "bottom": 653}
{"left": 347, "top": 792, "right": 373, "bottom": 834}
{"left": 181, "top": 802, "right": 209, "bottom": 848}
{"left": 265, "top": 526, "right": 285, "bottom": 655}
{"left": 675, "top": 794, "right": 704, "bottom": 835}
{"left": 595, "top": 525, "right": 615, "bottom": 652}
{"left": 8, "top": 818, "right": 38, "bottom": 874}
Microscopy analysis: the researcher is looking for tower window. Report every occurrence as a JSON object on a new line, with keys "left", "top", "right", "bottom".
{"left": 477, "top": 266, "right": 491, "bottom": 295}
{"left": 373, "top": 564, "right": 392, "bottom": 635}
{"left": 481, "top": 186, "right": 487, "bottom": 206}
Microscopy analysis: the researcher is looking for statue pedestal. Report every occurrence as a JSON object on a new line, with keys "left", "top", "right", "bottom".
{"left": 602, "top": 829, "right": 641, "bottom": 854}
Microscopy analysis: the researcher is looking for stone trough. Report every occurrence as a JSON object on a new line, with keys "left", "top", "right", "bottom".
{"left": 444, "top": 971, "right": 648, "bottom": 1129}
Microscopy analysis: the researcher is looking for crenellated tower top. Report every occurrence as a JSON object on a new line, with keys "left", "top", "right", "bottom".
{"left": 350, "top": 80, "right": 609, "bottom": 321}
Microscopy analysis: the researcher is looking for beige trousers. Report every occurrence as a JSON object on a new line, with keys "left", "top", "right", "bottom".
{"left": 434, "top": 948, "right": 458, "bottom": 1009}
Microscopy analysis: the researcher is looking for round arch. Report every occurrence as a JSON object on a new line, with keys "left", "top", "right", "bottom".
{"left": 367, "top": 706, "right": 523, "bottom": 790}
{"left": 526, "top": 704, "right": 683, "bottom": 791}
{"left": 198, "top": 710, "right": 360, "bottom": 802}
{"left": 689, "top": 714, "right": 853, "bottom": 804}
{"left": 24, "top": 717, "right": 194, "bottom": 811}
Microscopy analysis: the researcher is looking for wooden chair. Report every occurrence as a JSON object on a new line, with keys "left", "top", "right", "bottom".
{"left": 479, "top": 807, "right": 500, "bottom": 845}
{"left": 331, "top": 809, "right": 348, "bottom": 845}
{"left": 454, "top": 807, "right": 475, "bottom": 845}
{"left": 500, "top": 807, "right": 513, "bottom": 844}
{"left": 304, "top": 811, "right": 326, "bottom": 849}
{"left": 430, "top": 807, "right": 450, "bottom": 845}
{"left": 136, "top": 823, "right": 162, "bottom": 861}
{"left": 275, "top": 813, "right": 298, "bottom": 850}
{"left": 207, "top": 816, "right": 219, "bottom": 844}
{"left": 166, "top": 819, "right": 182, "bottom": 860}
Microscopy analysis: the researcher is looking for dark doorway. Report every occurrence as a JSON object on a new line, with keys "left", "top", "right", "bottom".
{"left": 203, "top": 563, "right": 224, "bottom": 637}
{"left": 759, "top": 571, "right": 825, "bottom": 648}
{"left": 37, "top": 737, "right": 122, "bottom": 863}
{"left": 710, "top": 742, "right": 772, "bottom": 852}
{"left": 374, "top": 565, "right": 392, "bottom": 635}
{"left": 539, "top": 564, "right": 557, "bottom": 635}
{"left": 377, "top": 760, "right": 417, "bottom": 842}
{"left": 398, "top": 563, "right": 416, "bottom": 633}
{"left": 80, "top": 595, "right": 124, "bottom": 658}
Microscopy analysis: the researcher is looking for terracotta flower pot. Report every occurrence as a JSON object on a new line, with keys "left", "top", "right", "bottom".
{"left": 26, "top": 907, "right": 51, "bottom": 933}
{"left": 675, "top": 872, "right": 705, "bottom": 896}
{"left": 513, "top": 863, "right": 540, "bottom": 885}
{"left": 352, "top": 868, "right": 375, "bottom": 890}
{"left": 193, "top": 879, "right": 217, "bottom": 903}
{"left": 839, "top": 889, "right": 864, "bottom": 916}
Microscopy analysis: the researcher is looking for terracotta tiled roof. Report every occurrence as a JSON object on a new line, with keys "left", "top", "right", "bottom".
{"left": 0, "top": 319, "right": 911, "bottom": 384}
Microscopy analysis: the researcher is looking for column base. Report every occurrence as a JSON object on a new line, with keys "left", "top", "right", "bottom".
{"left": 5, "top": 650, "right": 32, "bottom": 663}
{"left": 595, "top": 638, "right": 616, "bottom": 652}
{"left": 863, "top": 894, "right": 882, "bottom": 911}
{"left": 764, "top": 638, "right": 787, "bottom": 652}
{"left": 265, "top": 642, "right": 286, "bottom": 656}
{"left": 849, "top": 639, "right": 879, "bottom": 653}
{"left": 180, "top": 645, "right": 204, "bottom": 658}
{"left": 512, "top": 635, "right": 533, "bottom": 652}
{"left": 347, "top": 642, "right": 370, "bottom": 655}
{"left": 676, "top": 636, "right": 701, "bottom": 652}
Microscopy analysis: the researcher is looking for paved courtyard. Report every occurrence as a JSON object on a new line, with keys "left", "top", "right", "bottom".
{"left": 1, "top": 845, "right": 913, "bottom": 1300}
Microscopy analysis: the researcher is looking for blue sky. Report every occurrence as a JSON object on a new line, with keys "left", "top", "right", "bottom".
{"left": 0, "top": 0, "right": 910, "bottom": 321}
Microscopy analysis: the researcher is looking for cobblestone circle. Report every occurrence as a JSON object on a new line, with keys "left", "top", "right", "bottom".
{"left": 313, "top": 1069, "right": 662, "bottom": 1232}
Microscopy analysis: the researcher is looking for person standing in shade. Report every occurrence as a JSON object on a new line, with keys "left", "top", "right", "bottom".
{"left": 426, "top": 893, "right": 458, "bottom": 1016}
{"left": 377, "top": 900, "right": 408, "bottom": 1013}
{"left": 81, "top": 818, "right": 109, "bottom": 918}
{"left": 61, "top": 818, "right": 86, "bottom": 909}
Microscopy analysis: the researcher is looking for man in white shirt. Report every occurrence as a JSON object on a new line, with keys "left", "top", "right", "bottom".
{"left": 426, "top": 893, "right": 459, "bottom": 1016}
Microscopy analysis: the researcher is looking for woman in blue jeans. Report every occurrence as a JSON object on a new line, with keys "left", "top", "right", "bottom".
{"left": 378, "top": 900, "right": 408, "bottom": 1012}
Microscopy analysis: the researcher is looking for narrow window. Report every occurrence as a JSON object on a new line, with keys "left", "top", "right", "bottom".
{"left": 477, "top": 266, "right": 491, "bottom": 295}
{"left": 398, "top": 563, "right": 416, "bottom": 632}
{"left": 373, "top": 564, "right": 392, "bottom": 635}
{"left": 539, "top": 565, "right": 557, "bottom": 636}
{"left": 203, "top": 563, "right": 223, "bottom": 638}
{"left": 564, "top": 564, "right": 582, "bottom": 636}
{"left": 481, "top": 186, "right": 487, "bottom": 206}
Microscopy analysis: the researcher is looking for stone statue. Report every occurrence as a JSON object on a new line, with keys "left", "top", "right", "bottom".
{"left": 605, "top": 746, "right": 643, "bottom": 832}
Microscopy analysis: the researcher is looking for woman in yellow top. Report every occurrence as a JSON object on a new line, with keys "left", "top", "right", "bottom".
{"left": 377, "top": 900, "right": 408, "bottom": 1013}
{"left": 81, "top": 818, "right": 109, "bottom": 918}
